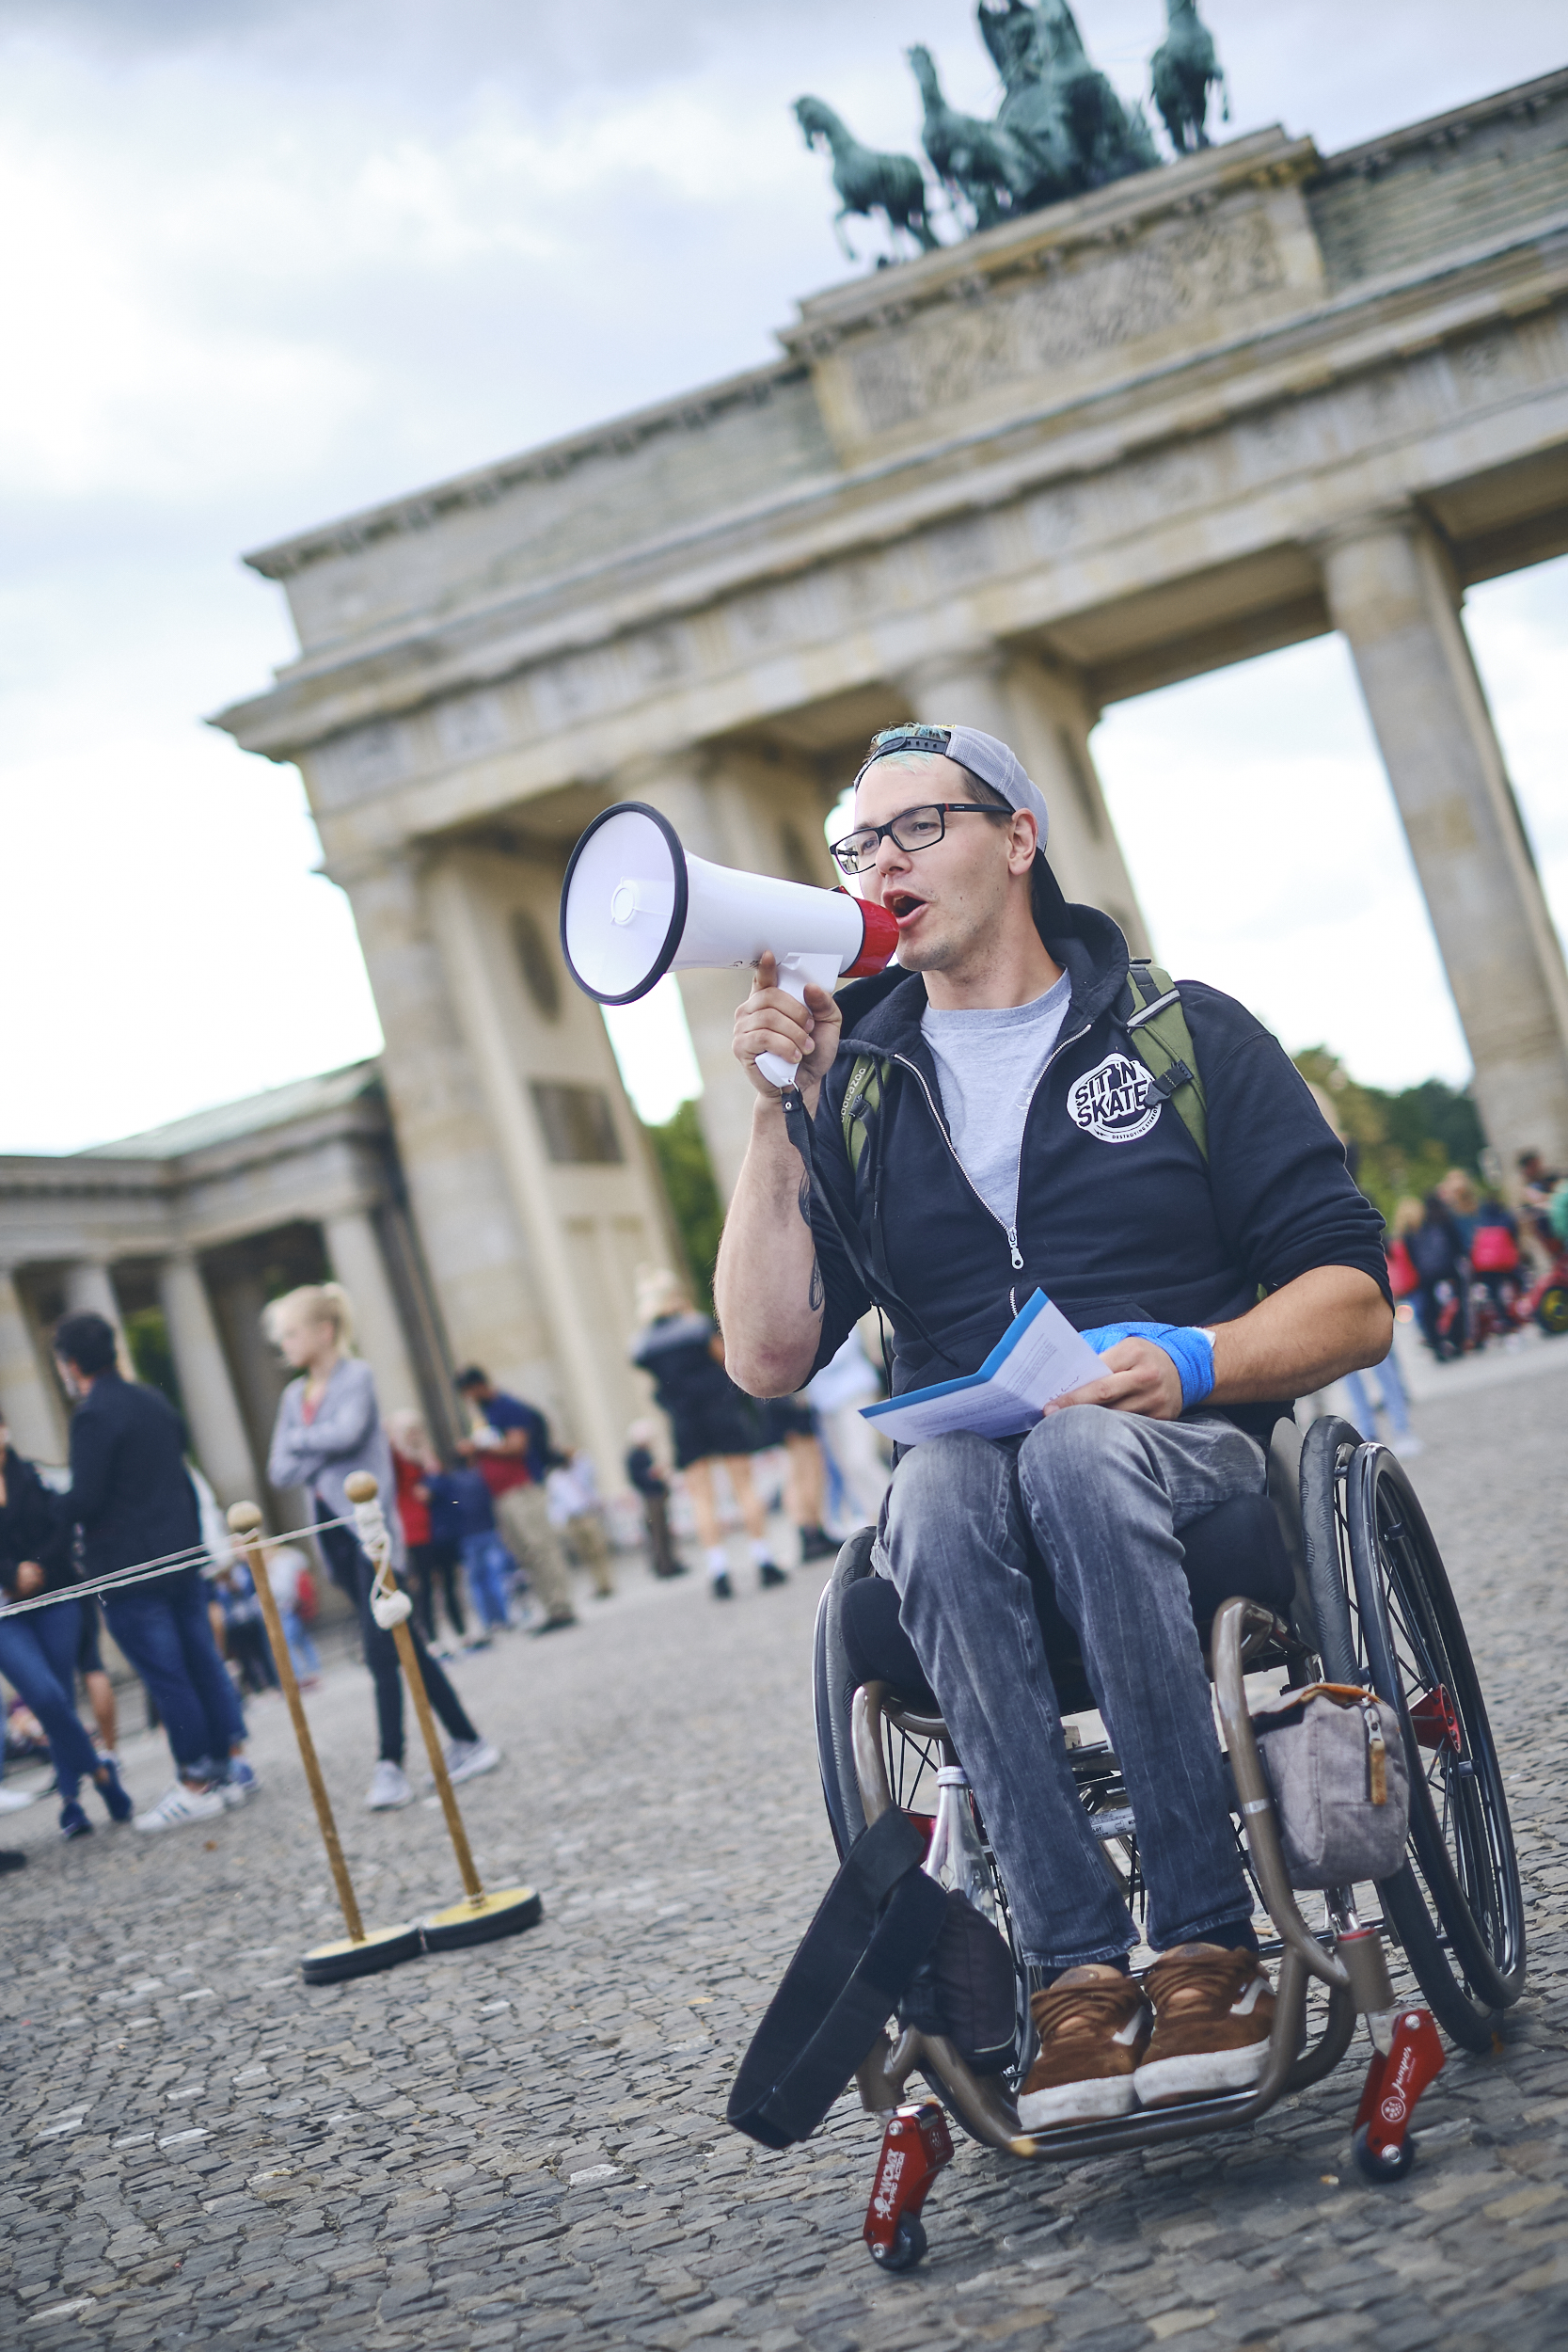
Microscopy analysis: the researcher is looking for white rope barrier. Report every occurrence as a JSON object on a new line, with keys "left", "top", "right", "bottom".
{"left": 0, "top": 1512, "right": 362, "bottom": 1619}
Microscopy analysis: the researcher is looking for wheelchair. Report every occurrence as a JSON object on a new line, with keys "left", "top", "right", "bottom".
{"left": 812, "top": 1414, "right": 1527, "bottom": 2269}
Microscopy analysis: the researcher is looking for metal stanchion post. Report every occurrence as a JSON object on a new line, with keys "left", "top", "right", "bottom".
{"left": 344, "top": 1473, "right": 543, "bottom": 1950}
{"left": 228, "top": 1503, "right": 423, "bottom": 1984}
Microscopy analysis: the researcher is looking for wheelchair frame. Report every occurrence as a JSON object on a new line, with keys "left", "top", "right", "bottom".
{"left": 812, "top": 1418, "right": 1524, "bottom": 2271}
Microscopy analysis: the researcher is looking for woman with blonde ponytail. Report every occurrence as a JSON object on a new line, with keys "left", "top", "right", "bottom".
{"left": 265, "top": 1282, "right": 499, "bottom": 1811}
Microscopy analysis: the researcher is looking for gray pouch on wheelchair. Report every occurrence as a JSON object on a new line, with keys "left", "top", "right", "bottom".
{"left": 1250, "top": 1682, "right": 1409, "bottom": 1888}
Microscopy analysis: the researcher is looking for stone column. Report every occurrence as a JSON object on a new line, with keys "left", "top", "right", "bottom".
{"left": 897, "top": 646, "right": 1151, "bottom": 951}
{"left": 1320, "top": 514, "right": 1568, "bottom": 1173}
{"left": 62, "top": 1261, "right": 134, "bottom": 1377}
{"left": 322, "top": 1209, "right": 423, "bottom": 1422}
{"left": 423, "top": 857, "right": 625, "bottom": 1482}
{"left": 0, "top": 1268, "right": 67, "bottom": 1461}
{"left": 333, "top": 851, "right": 548, "bottom": 1392}
{"left": 158, "top": 1254, "right": 257, "bottom": 1505}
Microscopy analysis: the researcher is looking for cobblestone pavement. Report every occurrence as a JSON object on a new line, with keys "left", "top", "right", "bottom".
{"left": 5, "top": 1357, "right": 1568, "bottom": 2351}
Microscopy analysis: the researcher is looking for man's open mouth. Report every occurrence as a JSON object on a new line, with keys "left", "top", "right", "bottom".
{"left": 887, "top": 891, "right": 927, "bottom": 923}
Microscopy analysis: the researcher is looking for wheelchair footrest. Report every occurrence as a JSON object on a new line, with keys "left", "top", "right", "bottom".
{"left": 863, "top": 2102, "right": 953, "bottom": 2270}
{"left": 1352, "top": 2006, "right": 1446, "bottom": 2179}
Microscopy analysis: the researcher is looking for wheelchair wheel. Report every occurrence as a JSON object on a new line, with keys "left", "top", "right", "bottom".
{"left": 814, "top": 1531, "right": 879, "bottom": 1860}
{"left": 1301, "top": 1419, "right": 1526, "bottom": 2051}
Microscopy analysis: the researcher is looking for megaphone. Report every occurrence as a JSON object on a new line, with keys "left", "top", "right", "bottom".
{"left": 560, "top": 802, "right": 899, "bottom": 1089}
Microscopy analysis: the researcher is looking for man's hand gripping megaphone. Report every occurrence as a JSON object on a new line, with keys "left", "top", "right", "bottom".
{"left": 735, "top": 953, "right": 845, "bottom": 1110}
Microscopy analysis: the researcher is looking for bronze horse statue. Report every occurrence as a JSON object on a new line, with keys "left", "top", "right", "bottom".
{"left": 906, "top": 43, "right": 1036, "bottom": 232}
{"left": 1151, "top": 0, "right": 1230, "bottom": 152}
{"left": 793, "top": 95, "right": 938, "bottom": 261}
{"left": 978, "top": 0, "right": 1155, "bottom": 195}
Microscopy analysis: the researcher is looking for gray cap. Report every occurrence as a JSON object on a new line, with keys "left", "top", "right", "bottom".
{"left": 856, "top": 723, "right": 1049, "bottom": 849}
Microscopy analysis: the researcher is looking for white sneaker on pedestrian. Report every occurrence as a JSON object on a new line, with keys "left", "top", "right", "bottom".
{"left": 134, "top": 1782, "right": 226, "bottom": 1835}
{"left": 1390, "top": 1433, "right": 1425, "bottom": 1460}
{"left": 0, "top": 1787, "right": 38, "bottom": 1813}
{"left": 366, "top": 1760, "right": 414, "bottom": 1810}
{"left": 444, "top": 1738, "right": 500, "bottom": 1787}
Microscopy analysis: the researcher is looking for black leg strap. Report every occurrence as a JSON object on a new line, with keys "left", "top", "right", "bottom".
{"left": 727, "top": 1807, "right": 948, "bottom": 2148}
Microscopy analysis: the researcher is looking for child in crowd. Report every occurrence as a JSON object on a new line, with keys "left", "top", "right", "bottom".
{"left": 625, "top": 1422, "right": 683, "bottom": 1579}
{"left": 423, "top": 1459, "right": 518, "bottom": 1644}
{"left": 549, "top": 1449, "right": 615, "bottom": 1599}
{"left": 212, "top": 1556, "right": 278, "bottom": 1695}
{"left": 265, "top": 1544, "right": 321, "bottom": 1686}
{"left": 546, "top": 1451, "right": 615, "bottom": 1599}
{"left": 388, "top": 1409, "right": 467, "bottom": 1648}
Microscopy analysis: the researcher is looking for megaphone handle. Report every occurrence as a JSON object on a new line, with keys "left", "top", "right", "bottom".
{"left": 755, "top": 951, "right": 843, "bottom": 1092}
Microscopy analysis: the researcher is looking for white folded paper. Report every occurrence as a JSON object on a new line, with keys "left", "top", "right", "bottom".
{"left": 861, "top": 1290, "right": 1104, "bottom": 1445}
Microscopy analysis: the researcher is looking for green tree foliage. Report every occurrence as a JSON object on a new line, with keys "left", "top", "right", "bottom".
{"left": 1293, "top": 1046, "right": 1487, "bottom": 1224}
{"left": 122, "top": 1305, "right": 184, "bottom": 1413}
{"left": 645, "top": 1098, "right": 724, "bottom": 1311}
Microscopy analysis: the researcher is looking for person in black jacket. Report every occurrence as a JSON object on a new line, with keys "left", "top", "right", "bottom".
{"left": 716, "top": 721, "right": 1391, "bottom": 2131}
{"left": 0, "top": 1420, "right": 132, "bottom": 1836}
{"left": 54, "top": 1312, "right": 256, "bottom": 1835}
{"left": 1408, "top": 1191, "right": 1469, "bottom": 1359}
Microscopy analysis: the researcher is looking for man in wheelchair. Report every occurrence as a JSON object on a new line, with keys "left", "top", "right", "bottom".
{"left": 714, "top": 721, "right": 1393, "bottom": 2134}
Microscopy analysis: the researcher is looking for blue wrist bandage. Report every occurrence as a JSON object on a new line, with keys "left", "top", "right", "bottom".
{"left": 1079, "top": 1321, "right": 1216, "bottom": 1412}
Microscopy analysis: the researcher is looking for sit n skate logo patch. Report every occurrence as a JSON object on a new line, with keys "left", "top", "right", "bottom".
{"left": 1067, "top": 1053, "right": 1162, "bottom": 1145}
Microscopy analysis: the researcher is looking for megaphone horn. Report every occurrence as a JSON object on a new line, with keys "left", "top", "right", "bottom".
{"left": 560, "top": 802, "right": 899, "bottom": 1089}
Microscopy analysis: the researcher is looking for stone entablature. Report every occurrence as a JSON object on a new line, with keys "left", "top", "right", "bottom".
{"left": 0, "top": 1074, "right": 394, "bottom": 1267}
{"left": 219, "top": 87, "right": 1568, "bottom": 877}
{"left": 0, "top": 1067, "right": 447, "bottom": 1499}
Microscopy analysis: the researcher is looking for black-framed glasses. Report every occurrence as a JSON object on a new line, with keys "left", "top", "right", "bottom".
{"left": 828, "top": 801, "right": 1010, "bottom": 878}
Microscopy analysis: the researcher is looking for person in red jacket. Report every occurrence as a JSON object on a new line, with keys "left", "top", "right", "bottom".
{"left": 388, "top": 1410, "right": 467, "bottom": 1648}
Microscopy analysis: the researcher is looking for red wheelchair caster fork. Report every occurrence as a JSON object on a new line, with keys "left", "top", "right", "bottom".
{"left": 1353, "top": 2006, "right": 1446, "bottom": 2181}
{"left": 863, "top": 2100, "right": 953, "bottom": 2270}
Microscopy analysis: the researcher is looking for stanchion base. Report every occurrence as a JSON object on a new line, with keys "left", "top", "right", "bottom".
{"left": 420, "top": 1885, "right": 544, "bottom": 1952}
{"left": 301, "top": 1922, "right": 425, "bottom": 1984}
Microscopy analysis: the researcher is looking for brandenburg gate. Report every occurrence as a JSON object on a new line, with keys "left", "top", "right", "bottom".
{"left": 217, "top": 68, "right": 1568, "bottom": 1472}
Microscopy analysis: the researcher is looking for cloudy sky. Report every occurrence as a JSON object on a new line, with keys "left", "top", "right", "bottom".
{"left": 3, "top": 0, "right": 1565, "bottom": 1147}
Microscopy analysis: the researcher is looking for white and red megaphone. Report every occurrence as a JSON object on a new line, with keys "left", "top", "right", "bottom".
{"left": 560, "top": 802, "right": 899, "bottom": 1089}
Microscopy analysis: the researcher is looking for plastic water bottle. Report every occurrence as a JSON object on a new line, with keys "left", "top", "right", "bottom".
{"left": 923, "top": 1764, "right": 1000, "bottom": 1931}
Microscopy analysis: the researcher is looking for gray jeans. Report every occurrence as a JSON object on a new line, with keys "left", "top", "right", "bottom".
{"left": 875, "top": 1407, "right": 1266, "bottom": 1973}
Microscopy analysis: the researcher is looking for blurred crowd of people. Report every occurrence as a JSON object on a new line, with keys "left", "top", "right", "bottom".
{"left": 1387, "top": 1152, "right": 1568, "bottom": 1365}
{"left": 0, "top": 1261, "right": 894, "bottom": 1861}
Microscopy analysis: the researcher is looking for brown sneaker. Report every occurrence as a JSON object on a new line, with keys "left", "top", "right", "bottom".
{"left": 1016, "top": 1965, "right": 1152, "bottom": 2131}
{"left": 1133, "top": 1943, "right": 1275, "bottom": 2108}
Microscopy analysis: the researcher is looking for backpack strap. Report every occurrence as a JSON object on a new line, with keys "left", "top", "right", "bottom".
{"left": 1124, "top": 961, "right": 1208, "bottom": 1169}
{"left": 782, "top": 1084, "right": 957, "bottom": 1371}
{"left": 841, "top": 1052, "right": 886, "bottom": 1180}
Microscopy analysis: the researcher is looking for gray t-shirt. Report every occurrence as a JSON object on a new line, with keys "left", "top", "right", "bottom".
{"left": 921, "top": 972, "right": 1072, "bottom": 1230}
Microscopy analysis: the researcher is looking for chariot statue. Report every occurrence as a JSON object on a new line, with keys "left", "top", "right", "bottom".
{"left": 796, "top": 0, "right": 1228, "bottom": 262}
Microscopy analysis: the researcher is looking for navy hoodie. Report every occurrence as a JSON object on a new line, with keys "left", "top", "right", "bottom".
{"left": 805, "top": 904, "right": 1389, "bottom": 1441}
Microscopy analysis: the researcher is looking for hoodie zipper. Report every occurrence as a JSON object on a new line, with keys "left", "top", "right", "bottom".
{"left": 890, "top": 1016, "right": 1091, "bottom": 1277}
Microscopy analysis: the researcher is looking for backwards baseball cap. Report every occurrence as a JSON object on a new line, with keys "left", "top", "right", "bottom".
{"left": 853, "top": 723, "right": 1049, "bottom": 849}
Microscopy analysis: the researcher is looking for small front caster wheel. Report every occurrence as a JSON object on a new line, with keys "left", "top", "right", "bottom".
{"left": 870, "top": 2214, "right": 927, "bottom": 2271}
{"left": 1354, "top": 2122, "right": 1416, "bottom": 2181}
